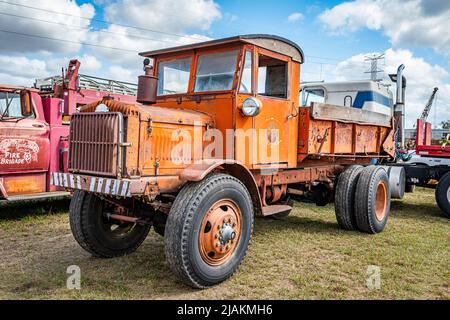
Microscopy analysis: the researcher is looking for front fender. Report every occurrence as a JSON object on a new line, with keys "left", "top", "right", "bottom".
{"left": 179, "top": 160, "right": 263, "bottom": 216}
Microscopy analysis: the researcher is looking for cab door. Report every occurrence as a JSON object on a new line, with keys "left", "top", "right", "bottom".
{"left": 253, "top": 48, "right": 293, "bottom": 168}
{"left": 0, "top": 90, "right": 49, "bottom": 196}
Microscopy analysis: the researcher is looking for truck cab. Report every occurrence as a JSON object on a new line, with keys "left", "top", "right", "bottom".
{"left": 53, "top": 35, "right": 397, "bottom": 289}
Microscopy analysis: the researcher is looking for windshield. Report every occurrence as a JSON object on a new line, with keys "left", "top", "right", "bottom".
{"left": 157, "top": 57, "right": 192, "bottom": 96}
{"left": 0, "top": 92, "right": 23, "bottom": 118}
{"left": 194, "top": 50, "right": 238, "bottom": 92}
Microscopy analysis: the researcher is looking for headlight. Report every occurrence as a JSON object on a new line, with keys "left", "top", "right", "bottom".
{"left": 241, "top": 97, "right": 262, "bottom": 117}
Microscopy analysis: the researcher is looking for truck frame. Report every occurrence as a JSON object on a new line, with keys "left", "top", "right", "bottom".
{"left": 0, "top": 60, "right": 137, "bottom": 205}
{"left": 52, "top": 35, "right": 398, "bottom": 288}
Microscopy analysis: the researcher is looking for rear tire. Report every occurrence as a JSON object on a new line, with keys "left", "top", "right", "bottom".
{"left": 335, "top": 165, "right": 363, "bottom": 230}
{"left": 69, "top": 190, "right": 151, "bottom": 258}
{"left": 354, "top": 166, "right": 391, "bottom": 234}
{"left": 164, "top": 173, "right": 253, "bottom": 288}
{"left": 435, "top": 172, "right": 450, "bottom": 218}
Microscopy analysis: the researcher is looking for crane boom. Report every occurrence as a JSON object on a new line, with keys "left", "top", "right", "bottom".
{"left": 419, "top": 87, "right": 439, "bottom": 121}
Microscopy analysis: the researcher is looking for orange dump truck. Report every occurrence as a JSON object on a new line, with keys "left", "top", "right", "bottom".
{"left": 52, "top": 35, "right": 398, "bottom": 288}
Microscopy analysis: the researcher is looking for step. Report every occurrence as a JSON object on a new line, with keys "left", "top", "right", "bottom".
{"left": 0, "top": 191, "right": 70, "bottom": 206}
{"left": 262, "top": 204, "right": 293, "bottom": 217}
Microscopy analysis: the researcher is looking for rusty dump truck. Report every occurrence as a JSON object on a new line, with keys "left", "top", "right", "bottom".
{"left": 52, "top": 35, "right": 402, "bottom": 288}
{"left": 0, "top": 60, "right": 137, "bottom": 205}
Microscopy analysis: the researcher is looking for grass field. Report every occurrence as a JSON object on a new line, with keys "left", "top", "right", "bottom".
{"left": 0, "top": 188, "right": 448, "bottom": 300}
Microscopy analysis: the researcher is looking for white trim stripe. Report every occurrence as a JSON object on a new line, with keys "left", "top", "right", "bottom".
{"left": 76, "top": 175, "right": 81, "bottom": 189}
{"left": 120, "top": 181, "right": 129, "bottom": 197}
{"left": 97, "top": 178, "right": 104, "bottom": 193}
{"left": 89, "top": 177, "right": 96, "bottom": 192}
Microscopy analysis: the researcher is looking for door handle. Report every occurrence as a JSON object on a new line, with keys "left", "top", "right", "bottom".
{"left": 32, "top": 123, "right": 45, "bottom": 128}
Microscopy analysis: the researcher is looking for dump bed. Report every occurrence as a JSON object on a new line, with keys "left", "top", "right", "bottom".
{"left": 297, "top": 103, "right": 395, "bottom": 162}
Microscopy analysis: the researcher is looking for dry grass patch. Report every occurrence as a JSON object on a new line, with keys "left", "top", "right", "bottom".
{"left": 0, "top": 189, "right": 448, "bottom": 299}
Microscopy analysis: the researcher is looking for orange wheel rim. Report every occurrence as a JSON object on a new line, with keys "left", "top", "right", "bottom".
{"left": 375, "top": 181, "right": 388, "bottom": 221}
{"left": 199, "top": 199, "right": 242, "bottom": 266}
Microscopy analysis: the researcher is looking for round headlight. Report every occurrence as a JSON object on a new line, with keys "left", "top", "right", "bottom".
{"left": 241, "top": 97, "right": 262, "bottom": 117}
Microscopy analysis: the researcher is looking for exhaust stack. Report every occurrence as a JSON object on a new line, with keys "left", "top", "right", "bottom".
{"left": 390, "top": 64, "right": 406, "bottom": 148}
{"left": 137, "top": 58, "right": 158, "bottom": 105}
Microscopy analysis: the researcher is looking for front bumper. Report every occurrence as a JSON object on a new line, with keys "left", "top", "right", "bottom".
{"left": 50, "top": 172, "right": 183, "bottom": 198}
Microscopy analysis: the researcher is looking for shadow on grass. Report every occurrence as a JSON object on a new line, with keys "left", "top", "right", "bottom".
{"left": 390, "top": 200, "right": 445, "bottom": 220}
{"left": 0, "top": 199, "right": 70, "bottom": 221}
{"left": 255, "top": 214, "right": 341, "bottom": 235}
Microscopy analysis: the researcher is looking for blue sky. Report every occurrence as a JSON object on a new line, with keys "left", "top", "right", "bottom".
{"left": 0, "top": 0, "right": 449, "bottom": 127}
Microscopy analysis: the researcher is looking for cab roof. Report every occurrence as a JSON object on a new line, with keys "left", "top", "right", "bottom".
{"left": 139, "top": 34, "right": 304, "bottom": 63}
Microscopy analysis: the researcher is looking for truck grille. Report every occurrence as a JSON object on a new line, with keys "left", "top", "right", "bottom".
{"left": 69, "top": 112, "right": 123, "bottom": 177}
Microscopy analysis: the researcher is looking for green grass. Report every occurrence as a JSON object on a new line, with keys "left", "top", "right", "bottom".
{"left": 0, "top": 189, "right": 448, "bottom": 300}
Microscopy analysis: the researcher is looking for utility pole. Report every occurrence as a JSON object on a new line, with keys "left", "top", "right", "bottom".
{"left": 364, "top": 53, "right": 385, "bottom": 81}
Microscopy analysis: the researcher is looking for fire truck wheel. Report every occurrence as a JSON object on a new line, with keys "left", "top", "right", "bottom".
{"left": 435, "top": 172, "right": 450, "bottom": 218}
{"left": 69, "top": 190, "right": 151, "bottom": 258}
{"left": 335, "top": 165, "right": 363, "bottom": 230}
{"left": 164, "top": 173, "right": 254, "bottom": 288}
{"left": 354, "top": 166, "right": 391, "bottom": 234}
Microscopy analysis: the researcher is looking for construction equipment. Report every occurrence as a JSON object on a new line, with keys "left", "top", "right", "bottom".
{"left": 419, "top": 87, "right": 438, "bottom": 122}
{"left": 51, "top": 35, "right": 399, "bottom": 288}
{"left": 0, "top": 60, "right": 137, "bottom": 204}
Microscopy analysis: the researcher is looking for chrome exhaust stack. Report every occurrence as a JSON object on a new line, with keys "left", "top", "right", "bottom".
{"left": 390, "top": 64, "right": 406, "bottom": 148}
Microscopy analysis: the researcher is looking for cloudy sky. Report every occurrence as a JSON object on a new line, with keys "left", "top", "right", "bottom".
{"left": 0, "top": 0, "right": 449, "bottom": 128}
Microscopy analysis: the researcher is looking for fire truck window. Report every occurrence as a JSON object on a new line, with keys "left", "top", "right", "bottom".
{"left": 157, "top": 57, "right": 192, "bottom": 96}
{"left": 239, "top": 51, "right": 252, "bottom": 94}
{"left": 194, "top": 50, "right": 238, "bottom": 92}
{"left": 258, "top": 55, "right": 287, "bottom": 98}
{"left": 0, "top": 92, "right": 26, "bottom": 118}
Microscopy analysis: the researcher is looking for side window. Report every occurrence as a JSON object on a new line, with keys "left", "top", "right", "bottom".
{"left": 157, "top": 57, "right": 192, "bottom": 96}
{"left": 257, "top": 54, "right": 287, "bottom": 98}
{"left": 304, "top": 89, "right": 325, "bottom": 106}
{"left": 0, "top": 92, "right": 30, "bottom": 118}
{"left": 344, "top": 95, "right": 352, "bottom": 107}
{"left": 239, "top": 51, "right": 252, "bottom": 94}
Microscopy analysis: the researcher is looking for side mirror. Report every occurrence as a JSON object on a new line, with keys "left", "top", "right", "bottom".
{"left": 20, "top": 90, "right": 33, "bottom": 117}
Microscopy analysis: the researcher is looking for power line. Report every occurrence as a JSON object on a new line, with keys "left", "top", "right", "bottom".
{"left": 0, "top": 11, "right": 182, "bottom": 46}
{"left": 364, "top": 53, "right": 385, "bottom": 81}
{"left": 0, "top": 29, "right": 140, "bottom": 54}
{"left": 0, "top": 0, "right": 205, "bottom": 41}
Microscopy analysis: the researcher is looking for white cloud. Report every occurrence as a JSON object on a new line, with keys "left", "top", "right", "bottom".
{"left": 0, "top": 0, "right": 95, "bottom": 53}
{"left": 312, "top": 48, "right": 450, "bottom": 128}
{"left": 103, "top": 0, "right": 221, "bottom": 33}
{"left": 288, "top": 12, "right": 304, "bottom": 23}
{"left": 318, "top": 0, "right": 450, "bottom": 55}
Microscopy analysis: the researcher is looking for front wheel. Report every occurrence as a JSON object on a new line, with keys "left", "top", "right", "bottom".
{"left": 69, "top": 191, "right": 151, "bottom": 258}
{"left": 164, "top": 173, "right": 254, "bottom": 288}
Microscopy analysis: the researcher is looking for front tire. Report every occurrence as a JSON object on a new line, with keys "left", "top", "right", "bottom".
{"left": 164, "top": 173, "right": 254, "bottom": 288}
{"left": 435, "top": 172, "right": 450, "bottom": 218}
{"left": 69, "top": 190, "right": 151, "bottom": 258}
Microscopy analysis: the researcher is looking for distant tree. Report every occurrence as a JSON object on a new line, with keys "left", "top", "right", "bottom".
{"left": 441, "top": 121, "right": 450, "bottom": 129}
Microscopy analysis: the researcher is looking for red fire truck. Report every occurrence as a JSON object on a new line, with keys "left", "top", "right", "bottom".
{"left": 0, "top": 60, "right": 137, "bottom": 205}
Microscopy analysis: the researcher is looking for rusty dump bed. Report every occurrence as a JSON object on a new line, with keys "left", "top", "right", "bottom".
{"left": 298, "top": 103, "right": 395, "bottom": 162}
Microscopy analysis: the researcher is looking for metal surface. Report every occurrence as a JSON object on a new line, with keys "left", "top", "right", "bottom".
{"left": 384, "top": 166, "right": 405, "bottom": 199}
{"left": 199, "top": 199, "right": 241, "bottom": 266}
{"left": 140, "top": 34, "right": 305, "bottom": 63}
{"left": 0, "top": 191, "right": 69, "bottom": 205}
{"left": 69, "top": 112, "right": 123, "bottom": 177}
{"left": 375, "top": 180, "right": 388, "bottom": 221}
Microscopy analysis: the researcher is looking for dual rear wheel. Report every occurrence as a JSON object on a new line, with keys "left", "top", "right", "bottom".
{"left": 335, "top": 165, "right": 391, "bottom": 234}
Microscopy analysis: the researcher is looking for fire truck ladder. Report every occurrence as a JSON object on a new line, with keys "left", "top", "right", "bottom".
{"left": 35, "top": 74, "right": 138, "bottom": 96}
